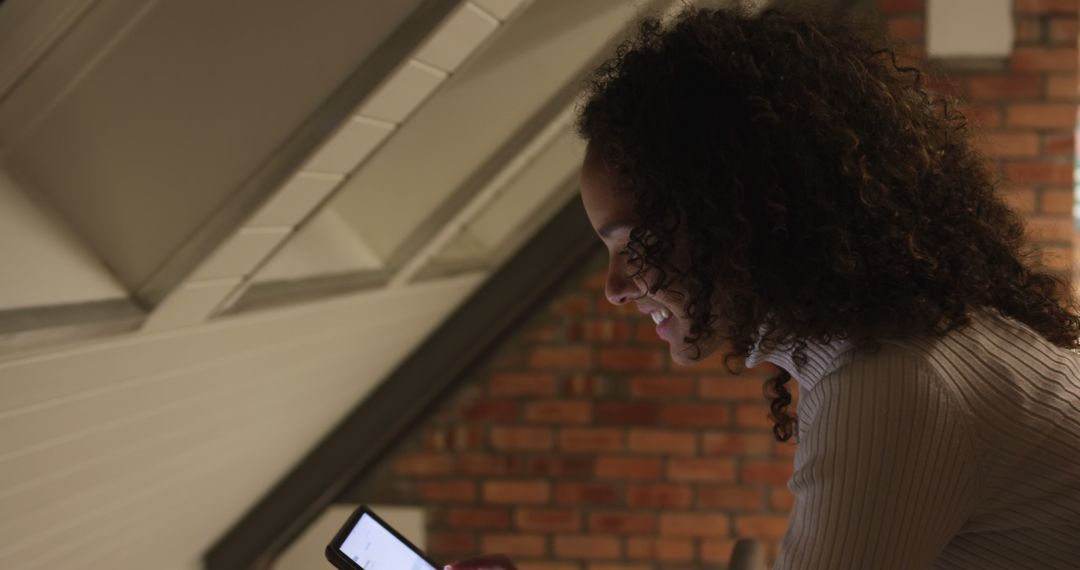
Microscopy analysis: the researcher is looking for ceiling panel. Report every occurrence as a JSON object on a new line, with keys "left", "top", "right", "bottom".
{"left": 2, "top": 0, "right": 430, "bottom": 293}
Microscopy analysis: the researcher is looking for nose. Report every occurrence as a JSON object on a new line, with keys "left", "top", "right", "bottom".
{"left": 605, "top": 256, "right": 644, "bottom": 305}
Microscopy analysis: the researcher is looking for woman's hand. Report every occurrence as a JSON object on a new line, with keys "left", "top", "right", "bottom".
{"left": 443, "top": 553, "right": 517, "bottom": 570}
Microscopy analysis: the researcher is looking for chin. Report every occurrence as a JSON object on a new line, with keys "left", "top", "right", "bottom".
{"left": 668, "top": 345, "right": 703, "bottom": 367}
{"left": 669, "top": 352, "right": 693, "bottom": 367}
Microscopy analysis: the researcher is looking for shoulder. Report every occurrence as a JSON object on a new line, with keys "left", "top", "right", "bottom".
{"left": 800, "top": 341, "right": 964, "bottom": 435}
{"left": 813, "top": 340, "right": 943, "bottom": 400}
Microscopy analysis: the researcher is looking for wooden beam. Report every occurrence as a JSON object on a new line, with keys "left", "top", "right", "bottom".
{"left": 203, "top": 191, "right": 600, "bottom": 570}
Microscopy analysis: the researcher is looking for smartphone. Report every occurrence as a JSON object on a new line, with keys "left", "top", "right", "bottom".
{"left": 325, "top": 504, "right": 441, "bottom": 570}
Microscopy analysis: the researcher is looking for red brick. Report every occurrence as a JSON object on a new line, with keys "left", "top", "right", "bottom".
{"left": 626, "top": 429, "right": 697, "bottom": 455}
{"left": 702, "top": 432, "right": 774, "bottom": 456}
{"left": 1047, "top": 74, "right": 1078, "bottom": 100}
{"left": 967, "top": 75, "right": 1042, "bottom": 100}
{"left": 926, "top": 74, "right": 966, "bottom": 98}
{"left": 394, "top": 452, "right": 454, "bottom": 476}
{"left": 589, "top": 511, "right": 658, "bottom": 534}
{"left": 462, "top": 400, "right": 520, "bottom": 421}
{"left": 450, "top": 425, "right": 486, "bottom": 450}
{"left": 634, "top": 322, "right": 668, "bottom": 345}
{"left": 892, "top": 44, "right": 927, "bottom": 66}
{"left": 735, "top": 403, "right": 775, "bottom": 430}
{"left": 446, "top": 507, "right": 512, "bottom": 529}
{"left": 520, "top": 564, "right": 579, "bottom": 570}
{"left": 423, "top": 428, "right": 451, "bottom": 451}
{"left": 484, "top": 480, "right": 551, "bottom": 504}
{"left": 659, "top": 513, "right": 731, "bottom": 537}
{"left": 1006, "top": 103, "right": 1078, "bottom": 129}
{"left": 1040, "top": 188, "right": 1076, "bottom": 214}
{"left": 416, "top": 480, "right": 476, "bottom": 502}
{"left": 559, "top": 427, "right": 625, "bottom": 452}
{"left": 958, "top": 104, "right": 1003, "bottom": 128}
{"left": 1002, "top": 187, "right": 1038, "bottom": 214}
{"left": 458, "top": 453, "right": 511, "bottom": 476}
{"left": 700, "top": 376, "right": 767, "bottom": 400}
{"left": 525, "top": 324, "right": 560, "bottom": 342}
{"left": 1043, "top": 133, "right": 1077, "bottom": 157}
{"left": 629, "top": 375, "right": 695, "bottom": 398}
{"left": 659, "top": 403, "right": 731, "bottom": 427}
{"left": 428, "top": 531, "right": 477, "bottom": 555}
{"left": 773, "top": 439, "right": 798, "bottom": 459}
{"left": 1005, "top": 160, "right": 1075, "bottom": 185}
{"left": 525, "top": 400, "right": 592, "bottom": 423}
{"left": 741, "top": 460, "right": 795, "bottom": 485}
{"left": 581, "top": 269, "right": 606, "bottom": 290}
{"left": 489, "top": 373, "right": 559, "bottom": 397}
{"left": 510, "top": 455, "right": 593, "bottom": 478}
{"left": 597, "top": 348, "right": 665, "bottom": 370}
{"left": 595, "top": 456, "right": 664, "bottom": 480}
{"left": 887, "top": 16, "right": 924, "bottom": 41}
{"left": 1038, "top": 244, "right": 1074, "bottom": 271}
{"left": 1015, "top": 17, "right": 1044, "bottom": 43}
{"left": 587, "top": 564, "right": 651, "bottom": 570}
{"left": 735, "top": 515, "right": 791, "bottom": 539}
{"left": 625, "top": 483, "right": 694, "bottom": 508}
{"left": 515, "top": 507, "right": 581, "bottom": 532}
{"left": 1049, "top": 16, "right": 1079, "bottom": 43}
{"left": 667, "top": 457, "right": 737, "bottom": 482}
{"left": 567, "top": 319, "right": 634, "bottom": 342}
{"left": 699, "top": 484, "right": 767, "bottom": 510}
{"left": 1011, "top": 47, "right": 1079, "bottom": 72}
{"left": 552, "top": 293, "right": 592, "bottom": 316}
{"left": 626, "top": 537, "right": 694, "bottom": 562}
{"left": 563, "top": 373, "right": 608, "bottom": 397}
{"left": 491, "top": 426, "right": 554, "bottom": 451}
{"left": 553, "top": 535, "right": 621, "bottom": 559}
{"left": 555, "top": 482, "right": 621, "bottom": 505}
{"left": 529, "top": 346, "right": 593, "bottom": 370}
{"left": 595, "top": 402, "right": 661, "bottom": 424}
{"left": 481, "top": 534, "right": 546, "bottom": 557}
{"left": 975, "top": 131, "right": 1041, "bottom": 158}
{"left": 745, "top": 361, "right": 783, "bottom": 379}
{"left": 1015, "top": 0, "right": 1079, "bottom": 14}
{"left": 770, "top": 488, "right": 796, "bottom": 511}
{"left": 1028, "top": 215, "right": 1077, "bottom": 242}
{"left": 879, "top": 0, "right": 924, "bottom": 14}
{"left": 701, "top": 540, "right": 738, "bottom": 564}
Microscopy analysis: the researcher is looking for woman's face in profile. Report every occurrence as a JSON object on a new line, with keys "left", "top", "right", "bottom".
{"left": 578, "top": 144, "right": 730, "bottom": 366}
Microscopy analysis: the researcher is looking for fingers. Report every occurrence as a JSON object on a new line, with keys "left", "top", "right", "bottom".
{"left": 443, "top": 553, "right": 517, "bottom": 570}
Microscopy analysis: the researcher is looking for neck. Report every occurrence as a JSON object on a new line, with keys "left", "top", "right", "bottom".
{"left": 744, "top": 330, "right": 856, "bottom": 393}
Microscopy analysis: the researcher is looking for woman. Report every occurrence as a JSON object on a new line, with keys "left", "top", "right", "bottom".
{"left": 448, "top": 3, "right": 1080, "bottom": 569}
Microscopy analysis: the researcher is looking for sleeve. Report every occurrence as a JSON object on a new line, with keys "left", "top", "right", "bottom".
{"left": 773, "top": 348, "right": 984, "bottom": 569}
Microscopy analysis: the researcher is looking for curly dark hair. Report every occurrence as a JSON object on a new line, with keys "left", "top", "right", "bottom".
{"left": 574, "top": 1, "right": 1080, "bottom": 442}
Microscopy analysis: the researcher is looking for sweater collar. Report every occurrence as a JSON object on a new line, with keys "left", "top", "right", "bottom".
{"left": 744, "top": 328, "right": 856, "bottom": 394}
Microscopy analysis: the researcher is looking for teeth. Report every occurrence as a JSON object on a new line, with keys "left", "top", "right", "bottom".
{"left": 650, "top": 309, "right": 671, "bottom": 324}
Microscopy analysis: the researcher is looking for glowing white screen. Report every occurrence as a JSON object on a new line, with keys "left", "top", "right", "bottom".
{"left": 338, "top": 513, "right": 436, "bottom": 570}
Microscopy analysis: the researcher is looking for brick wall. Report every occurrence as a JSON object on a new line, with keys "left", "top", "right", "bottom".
{"left": 348, "top": 2, "right": 1079, "bottom": 570}
{"left": 883, "top": 0, "right": 1079, "bottom": 280}
{"left": 349, "top": 249, "right": 791, "bottom": 570}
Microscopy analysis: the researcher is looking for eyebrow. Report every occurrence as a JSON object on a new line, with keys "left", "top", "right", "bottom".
{"left": 598, "top": 221, "right": 632, "bottom": 238}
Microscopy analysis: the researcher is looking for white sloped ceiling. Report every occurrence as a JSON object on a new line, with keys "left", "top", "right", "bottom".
{"left": 0, "top": 1, "right": 678, "bottom": 569}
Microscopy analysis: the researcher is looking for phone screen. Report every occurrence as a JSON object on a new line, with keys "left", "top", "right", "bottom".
{"left": 335, "top": 512, "right": 438, "bottom": 570}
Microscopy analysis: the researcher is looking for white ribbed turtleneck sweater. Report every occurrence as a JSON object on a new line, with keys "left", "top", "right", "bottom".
{"left": 743, "top": 308, "right": 1080, "bottom": 569}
